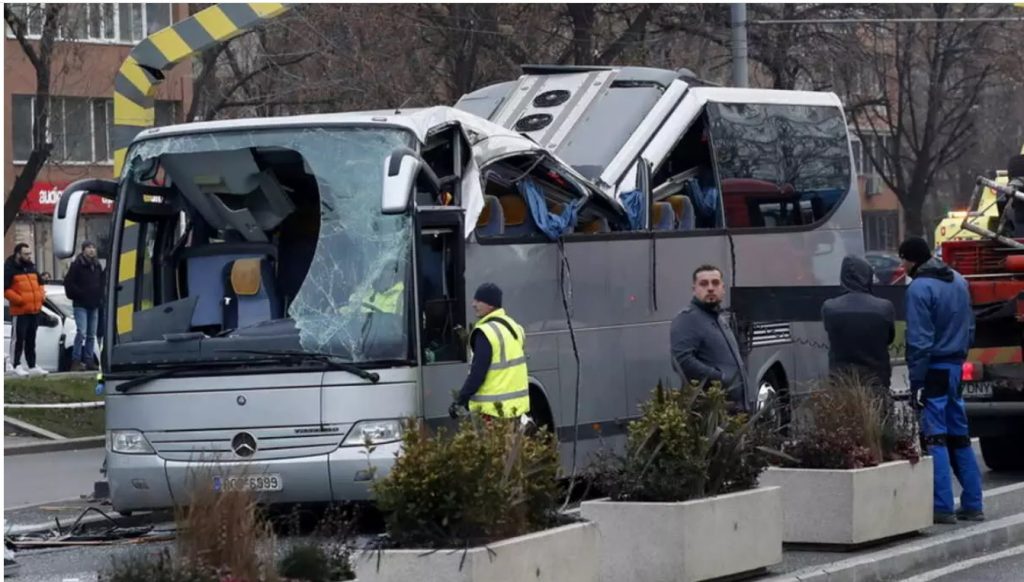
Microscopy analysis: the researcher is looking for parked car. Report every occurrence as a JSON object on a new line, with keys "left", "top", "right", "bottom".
{"left": 866, "top": 252, "right": 907, "bottom": 285}
{"left": 4, "top": 284, "right": 97, "bottom": 373}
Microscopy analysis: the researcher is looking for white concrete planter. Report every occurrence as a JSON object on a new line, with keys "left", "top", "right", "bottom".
{"left": 581, "top": 487, "right": 782, "bottom": 582}
{"left": 354, "top": 521, "right": 598, "bottom": 582}
{"left": 760, "top": 458, "right": 933, "bottom": 545}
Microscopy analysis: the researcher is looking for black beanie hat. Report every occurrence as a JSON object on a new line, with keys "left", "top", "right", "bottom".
{"left": 898, "top": 237, "right": 932, "bottom": 265}
{"left": 473, "top": 282, "right": 503, "bottom": 309}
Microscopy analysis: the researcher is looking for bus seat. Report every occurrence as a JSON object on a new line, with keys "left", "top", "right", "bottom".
{"left": 181, "top": 243, "right": 278, "bottom": 328}
{"left": 476, "top": 195, "right": 505, "bottom": 237}
{"left": 223, "top": 257, "right": 282, "bottom": 329}
{"left": 545, "top": 200, "right": 574, "bottom": 234}
{"left": 668, "top": 195, "right": 696, "bottom": 230}
{"left": 652, "top": 202, "right": 675, "bottom": 231}
{"left": 580, "top": 217, "right": 610, "bottom": 234}
{"left": 500, "top": 195, "right": 534, "bottom": 236}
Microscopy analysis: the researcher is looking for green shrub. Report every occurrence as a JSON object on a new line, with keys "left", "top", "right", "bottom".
{"left": 590, "top": 381, "right": 779, "bottom": 502}
{"left": 101, "top": 549, "right": 219, "bottom": 582}
{"left": 784, "top": 372, "right": 920, "bottom": 470}
{"left": 372, "top": 415, "right": 561, "bottom": 548}
{"left": 278, "top": 543, "right": 353, "bottom": 582}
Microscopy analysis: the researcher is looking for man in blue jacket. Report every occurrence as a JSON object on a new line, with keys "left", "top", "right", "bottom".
{"left": 900, "top": 237, "right": 983, "bottom": 524}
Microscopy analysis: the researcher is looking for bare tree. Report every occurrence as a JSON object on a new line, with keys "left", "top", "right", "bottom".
{"left": 657, "top": 3, "right": 867, "bottom": 89}
{"left": 837, "top": 4, "right": 1009, "bottom": 237}
{"left": 4, "top": 4, "right": 62, "bottom": 233}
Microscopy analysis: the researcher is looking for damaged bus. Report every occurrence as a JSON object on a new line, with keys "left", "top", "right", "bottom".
{"left": 55, "top": 65, "right": 865, "bottom": 514}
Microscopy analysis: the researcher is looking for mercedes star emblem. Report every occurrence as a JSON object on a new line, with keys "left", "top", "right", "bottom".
{"left": 237, "top": 395, "right": 247, "bottom": 406}
{"left": 231, "top": 432, "right": 257, "bottom": 458}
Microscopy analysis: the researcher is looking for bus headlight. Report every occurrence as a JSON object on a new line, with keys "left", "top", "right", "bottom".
{"left": 342, "top": 420, "right": 404, "bottom": 447}
{"left": 109, "top": 430, "right": 155, "bottom": 454}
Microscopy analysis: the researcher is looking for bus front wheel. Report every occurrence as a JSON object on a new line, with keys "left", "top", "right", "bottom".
{"left": 529, "top": 385, "right": 555, "bottom": 435}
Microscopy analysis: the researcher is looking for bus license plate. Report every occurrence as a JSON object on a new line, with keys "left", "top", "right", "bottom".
{"left": 213, "top": 474, "right": 283, "bottom": 492}
{"left": 963, "top": 382, "right": 993, "bottom": 399}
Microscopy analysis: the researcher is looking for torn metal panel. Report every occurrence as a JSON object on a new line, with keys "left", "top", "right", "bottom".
{"left": 131, "top": 106, "right": 619, "bottom": 238}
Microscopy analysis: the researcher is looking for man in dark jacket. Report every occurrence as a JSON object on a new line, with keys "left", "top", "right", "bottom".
{"left": 64, "top": 241, "right": 104, "bottom": 371}
{"left": 822, "top": 255, "right": 896, "bottom": 389}
{"left": 670, "top": 264, "right": 748, "bottom": 409}
{"left": 900, "top": 236, "right": 983, "bottom": 524}
{"left": 4, "top": 243, "right": 46, "bottom": 377}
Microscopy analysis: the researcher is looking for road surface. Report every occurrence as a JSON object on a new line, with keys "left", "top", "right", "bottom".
{"left": 4, "top": 447, "right": 105, "bottom": 509}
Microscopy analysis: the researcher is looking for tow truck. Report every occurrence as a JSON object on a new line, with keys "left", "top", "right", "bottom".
{"left": 943, "top": 151, "right": 1024, "bottom": 471}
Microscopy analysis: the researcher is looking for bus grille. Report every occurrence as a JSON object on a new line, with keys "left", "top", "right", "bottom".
{"left": 145, "top": 425, "right": 350, "bottom": 462}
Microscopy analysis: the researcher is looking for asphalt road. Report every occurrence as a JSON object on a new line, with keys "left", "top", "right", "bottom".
{"left": 4, "top": 447, "right": 105, "bottom": 509}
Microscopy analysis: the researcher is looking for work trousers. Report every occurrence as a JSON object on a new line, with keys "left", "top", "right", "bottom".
{"left": 919, "top": 362, "right": 983, "bottom": 515}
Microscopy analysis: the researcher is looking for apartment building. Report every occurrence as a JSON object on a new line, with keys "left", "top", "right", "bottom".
{"left": 4, "top": 3, "right": 193, "bottom": 278}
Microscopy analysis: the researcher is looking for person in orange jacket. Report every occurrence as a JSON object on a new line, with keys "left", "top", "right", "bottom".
{"left": 4, "top": 243, "right": 47, "bottom": 377}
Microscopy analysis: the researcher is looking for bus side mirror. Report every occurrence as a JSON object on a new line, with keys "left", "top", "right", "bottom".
{"left": 52, "top": 179, "right": 118, "bottom": 259}
{"left": 382, "top": 148, "right": 441, "bottom": 215}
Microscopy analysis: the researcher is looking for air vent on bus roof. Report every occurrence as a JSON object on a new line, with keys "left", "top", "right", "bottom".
{"left": 514, "top": 113, "right": 554, "bottom": 132}
{"left": 533, "top": 90, "right": 571, "bottom": 108}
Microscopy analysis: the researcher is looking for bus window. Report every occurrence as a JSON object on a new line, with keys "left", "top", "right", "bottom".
{"left": 708, "top": 103, "right": 851, "bottom": 230}
{"left": 651, "top": 114, "right": 722, "bottom": 230}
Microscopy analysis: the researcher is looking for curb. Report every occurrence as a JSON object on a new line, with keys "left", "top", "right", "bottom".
{"left": 4, "top": 415, "right": 66, "bottom": 441}
{"left": 764, "top": 482, "right": 1024, "bottom": 582}
{"left": 983, "top": 481, "right": 1024, "bottom": 517}
{"left": 4, "top": 435, "right": 105, "bottom": 456}
{"left": 766, "top": 513, "right": 1024, "bottom": 582}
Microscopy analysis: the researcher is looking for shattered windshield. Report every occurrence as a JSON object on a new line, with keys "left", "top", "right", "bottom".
{"left": 121, "top": 126, "right": 415, "bottom": 363}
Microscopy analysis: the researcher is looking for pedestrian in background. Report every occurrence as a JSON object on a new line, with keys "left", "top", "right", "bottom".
{"left": 4, "top": 243, "right": 47, "bottom": 377}
{"left": 670, "top": 264, "right": 748, "bottom": 411}
{"left": 822, "top": 255, "right": 896, "bottom": 392}
{"left": 64, "top": 240, "right": 104, "bottom": 371}
{"left": 900, "top": 236, "right": 984, "bottom": 524}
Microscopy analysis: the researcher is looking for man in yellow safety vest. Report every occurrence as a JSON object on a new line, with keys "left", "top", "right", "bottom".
{"left": 449, "top": 283, "right": 531, "bottom": 419}
{"left": 358, "top": 269, "right": 404, "bottom": 315}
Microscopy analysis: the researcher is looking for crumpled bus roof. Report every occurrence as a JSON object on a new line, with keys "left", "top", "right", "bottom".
{"left": 134, "top": 106, "right": 616, "bottom": 237}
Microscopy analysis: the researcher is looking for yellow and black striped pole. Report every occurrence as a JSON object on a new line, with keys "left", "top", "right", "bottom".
{"left": 112, "top": 3, "right": 290, "bottom": 337}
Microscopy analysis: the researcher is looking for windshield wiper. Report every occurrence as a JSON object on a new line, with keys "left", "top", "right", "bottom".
{"left": 222, "top": 349, "right": 381, "bottom": 383}
{"left": 115, "top": 367, "right": 195, "bottom": 393}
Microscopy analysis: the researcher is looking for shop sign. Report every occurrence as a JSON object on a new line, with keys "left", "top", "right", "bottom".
{"left": 19, "top": 182, "right": 114, "bottom": 215}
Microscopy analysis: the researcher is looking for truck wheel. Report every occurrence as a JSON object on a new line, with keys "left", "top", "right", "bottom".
{"left": 980, "top": 436, "right": 1024, "bottom": 472}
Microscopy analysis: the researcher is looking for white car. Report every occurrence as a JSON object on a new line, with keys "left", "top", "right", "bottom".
{"left": 4, "top": 284, "right": 99, "bottom": 373}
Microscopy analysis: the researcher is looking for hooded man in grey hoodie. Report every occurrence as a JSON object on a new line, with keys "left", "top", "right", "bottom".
{"left": 821, "top": 255, "right": 896, "bottom": 389}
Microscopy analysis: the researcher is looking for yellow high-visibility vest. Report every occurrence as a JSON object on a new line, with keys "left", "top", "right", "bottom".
{"left": 362, "top": 282, "right": 404, "bottom": 314}
{"left": 469, "top": 308, "right": 530, "bottom": 418}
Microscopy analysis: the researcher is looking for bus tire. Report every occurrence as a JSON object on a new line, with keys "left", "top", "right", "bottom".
{"left": 758, "top": 368, "right": 790, "bottom": 435}
{"left": 980, "top": 435, "right": 1024, "bottom": 472}
{"left": 529, "top": 385, "right": 555, "bottom": 435}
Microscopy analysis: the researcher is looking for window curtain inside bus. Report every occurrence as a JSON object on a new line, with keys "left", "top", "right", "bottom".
{"left": 519, "top": 178, "right": 582, "bottom": 240}
{"left": 619, "top": 189, "right": 646, "bottom": 230}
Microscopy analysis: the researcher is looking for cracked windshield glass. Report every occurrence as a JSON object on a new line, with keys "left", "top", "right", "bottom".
{"left": 119, "top": 126, "right": 414, "bottom": 363}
